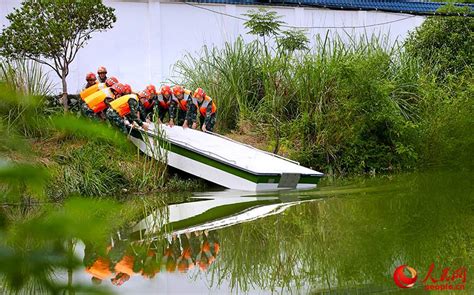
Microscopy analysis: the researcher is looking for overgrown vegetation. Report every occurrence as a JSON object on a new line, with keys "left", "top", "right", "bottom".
{"left": 0, "top": 60, "right": 207, "bottom": 202}
{"left": 174, "top": 6, "right": 473, "bottom": 175}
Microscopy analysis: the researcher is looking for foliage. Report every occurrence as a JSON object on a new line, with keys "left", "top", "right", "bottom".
{"left": 0, "top": 0, "right": 116, "bottom": 111}
{"left": 173, "top": 38, "right": 264, "bottom": 131}
{"left": 243, "top": 8, "right": 284, "bottom": 59}
{"left": 175, "top": 35, "right": 421, "bottom": 174}
{"left": 277, "top": 29, "right": 309, "bottom": 54}
{"left": 162, "top": 174, "right": 208, "bottom": 192}
{"left": 0, "top": 59, "right": 56, "bottom": 97}
{"left": 243, "top": 8, "right": 283, "bottom": 38}
{"left": 0, "top": 198, "right": 119, "bottom": 294}
{"left": 414, "top": 72, "right": 474, "bottom": 170}
{"left": 404, "top": 4, "right": 474, "bottom": 78}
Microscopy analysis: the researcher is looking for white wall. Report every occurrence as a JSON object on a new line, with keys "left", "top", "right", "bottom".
{"left": 0, "top": 0, "right": 425, "bottom": 94}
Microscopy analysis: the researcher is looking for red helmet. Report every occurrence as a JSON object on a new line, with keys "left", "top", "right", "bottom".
{"left": 97, "top": 66, "right": 107, "bottom": 74}
{"left": 122, "top": 84, "right": 132, "bottom": 95}
{"left": 146, "top": 84, "right": 157, "bottom": 96}
{"left": 173, "top": 85, "right": 184, "bottom": 96}
{"left": 138, "top": 90, "right": 149, "bottom": 99}
{"left": 161, "top": 85, "right": 171, "bottom": 96}
{"left": 193, "top": 88, "right": 206, "bottom": 99}
{"left": 105, "top": 76, "right": 119, "bottom": 87}
{"left": 85, "top": 72, "right": 96, "bottom": 81}
{"left": 111, "top": 83, "right": 124, "bottom": 95}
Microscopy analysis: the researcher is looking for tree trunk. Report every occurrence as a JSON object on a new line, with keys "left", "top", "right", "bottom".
{"left": 67, "top": 239, "right": 75, "bottom": 295}
{"left": 273, "top": 127, "right": 280, "bottom": 155}
{"left": 273, "top": 118, "right": 280, "bottom": 154}
{"left": 61, "top": 68, "right": 68, "bottom": 112}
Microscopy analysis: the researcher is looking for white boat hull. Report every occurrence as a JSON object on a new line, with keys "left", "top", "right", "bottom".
{"left": 129, "top": 125, "right": 323, "bottom": 192}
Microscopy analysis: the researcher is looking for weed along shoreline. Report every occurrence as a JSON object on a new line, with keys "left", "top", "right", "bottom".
{"left": 36, "top": 136, "right": 208, "bottom": 200}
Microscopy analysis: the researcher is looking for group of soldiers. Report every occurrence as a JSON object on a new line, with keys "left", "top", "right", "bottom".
{"left": 80, "top": 66, "right": 217, "bottom": 133}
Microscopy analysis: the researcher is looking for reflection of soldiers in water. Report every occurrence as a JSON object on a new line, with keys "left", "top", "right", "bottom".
{"left": 163, "top": 235, "right": 181, "bottom": 272}
{"left": 176, "top": 230, "right": 220, "bottom": 272}
{"left": 197, "top": 230, "right": 220, "bottom": 270}
{"left": 177, "top": 233, "right": 195, "bottom": 273}
{"left": 84, "top": 238, "right": 133, "bottom": 286}
{"left": 84, "top": 242, "right": 113, "bottom": 285}
{"left": 140, "top": 241, "right": 162, "bottom": 279}
{"left": 84, "top": 229, "right": 221, "bottom": 285}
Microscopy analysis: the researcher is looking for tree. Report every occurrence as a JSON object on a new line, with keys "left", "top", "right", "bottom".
{"left": 0, "top": 0, "right": 116, "bottom": 112}
{"left": 243, "top": 8, "right": 283, "bottom": 58}
{"left": 277, "top": 29, "right": 309, "bottom": 56}
{"left": 404, "top": 4, "right": 473, "bottom": 78}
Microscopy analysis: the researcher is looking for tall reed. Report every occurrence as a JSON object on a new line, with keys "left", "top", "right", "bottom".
{"left": 0, "top": 59, "right": 55, "bottom": 97}
{"left": 0, "top": 59, "right": 56, "bottom": 138}
{"left": 174, "top": 37, "right": 264, "bottom": 131}
{"left": 172, "top": 33, "right": 424, "bottom": 174}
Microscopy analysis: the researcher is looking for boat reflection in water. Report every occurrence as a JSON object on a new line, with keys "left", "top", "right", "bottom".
{"left": 82, "top": 190, "right": 321, "bottom": 287}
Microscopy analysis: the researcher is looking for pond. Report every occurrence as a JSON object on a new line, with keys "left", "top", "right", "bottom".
{"left": 1, "top": 171, "right": 472, "bottom": 294}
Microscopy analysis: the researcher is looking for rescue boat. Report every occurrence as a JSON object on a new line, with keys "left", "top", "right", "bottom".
{"left": 129, "top": 123, "right": 324, "bottom": 192}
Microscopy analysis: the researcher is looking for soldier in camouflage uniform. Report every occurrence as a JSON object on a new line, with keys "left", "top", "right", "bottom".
{"left": 183, "top": 88, "right": 217, "bottom": 132}
{"left": 81, "top": 77, "right": 119, "bottom": 120}
{"left": 106, "top": 84, "right": 149, "bottom": 133}
{"left": 138, "top": 88, "right": 156, "bottom": 123}
{"left": 169, "top": 85, "right": 191, "bottom": 127}
{"left": 154, "top": 85, "right": 172, "bottom": 123}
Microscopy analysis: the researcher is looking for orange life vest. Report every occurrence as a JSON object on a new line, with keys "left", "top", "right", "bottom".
{"left": 157, "top": 94, "right": 171, "bottom": 109}
{"left": 114, "top": 255, "right": 135, "bottom": 276}
{"left": 143, "top": 99, "right": 155, "bottom": 110}
{"left": 84, "top": 87, "right": 114, "bottom": 113}
{"left": 85, "top": 257, "right": 112, "bottom": 280}
{"left": 172, "top": 89, "right": 191, "bottom": 111}
{"left": 80, "top": 82, "right": 106, "bottom": 100}
{"left": 110, "top": 94, "right": 138, "bottom": 117}
{"left": 196, "top": 96, "right": 216, "bottom": 117}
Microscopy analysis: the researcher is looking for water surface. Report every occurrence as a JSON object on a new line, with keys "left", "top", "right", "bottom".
{"left": 2, "top": 171, "right": 472, "bottom": 294}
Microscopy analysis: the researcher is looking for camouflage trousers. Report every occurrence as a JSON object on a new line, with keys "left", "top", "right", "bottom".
{"left": 81, "top": 102, "right": 107, "bottom": 121}
{"left": 81, "top": 103, "right": 95, "bottom": 119}
{"left": 106, "top": 108, "right": 128, "bottom": 134}
{"left": 139, "top": 104, "right": 155, "bottom": 122}
{"left": 171, "top": 109, "right": 186, "bottom": 126}
{"left": 176, "top": 109, "right": 186, "bottom": 126}
{"left": 200, "top": 113, "right": 217, "bottom": 132}
{"left": 158, "top": 107, "right": 169, "bottom": 123}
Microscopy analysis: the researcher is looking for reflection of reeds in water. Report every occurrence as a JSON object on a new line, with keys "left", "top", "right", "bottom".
{"left": 205, "top": 172, "right": 474, "bottom": 293}
{"left": 134, "top": 124, "right": 169, "bottom": 190}
{"left": 137, "top": 197, "right": 169, "bottom": 241}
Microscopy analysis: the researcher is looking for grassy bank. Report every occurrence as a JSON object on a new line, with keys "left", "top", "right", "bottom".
{"left": 32, "top": 137, "right": 206, "bottom": 201}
